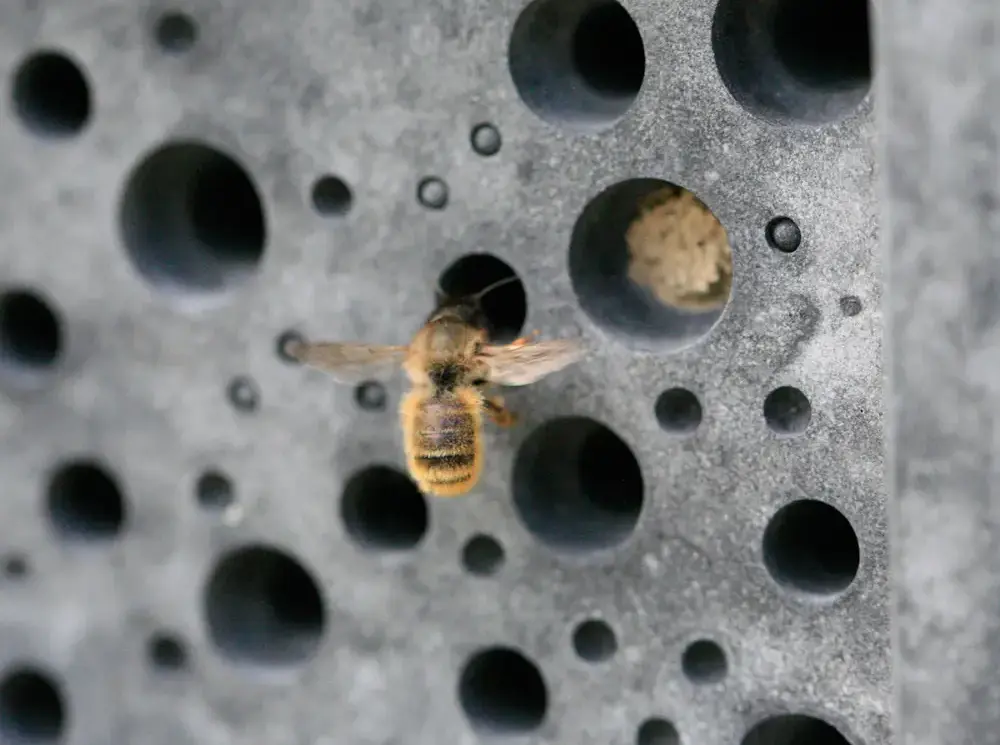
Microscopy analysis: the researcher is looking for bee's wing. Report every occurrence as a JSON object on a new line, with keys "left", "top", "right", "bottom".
{"left": 285, "top": 339, "right": 408, "bottom": 384}
{"left": 479, "top": 339, "right": 584, "bottom": 386}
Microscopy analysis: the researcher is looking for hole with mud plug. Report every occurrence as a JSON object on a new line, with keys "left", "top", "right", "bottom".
{"left": 437, "top": 253, "right": 527, "bottom": 344}
{"left": 459, "top": 647, "right": 548, "bottom": 734}
{"left": 341, "top": 466, "right": 428, "bottom": 551}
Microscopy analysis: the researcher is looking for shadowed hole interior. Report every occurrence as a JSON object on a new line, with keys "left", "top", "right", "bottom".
{"left": 764, "top": 386, "right": 811, "bottom": 434}
{"left": 741, "top": 714, "right": 853, "bottom": 745}
{"left": 459, "top": 647, "right": 547, "bottom": 734}
{"left": 763, "top": 499, "right": 860, "bottom": 596}
{"left": 461, "top": 534, "right": 505, "bottom": 576}
{"left": 12, "top": 50, "right": 91, "bottom": 137}
{"left": 204, "top": 544, "right": 326, "bottom": 667}
{"left": 513, "top": 416, "right": 643, "bottom": 553}
{"left": 196, "top": 470, "right": 234, "bottom": 511}
{"left": 437, "top": 253, "right": 527, "bottom": 344}
{"left": 0, "top": 290, "right": 62, "bottom": 379}
{"left": 341, "top": 466, "right": 428, "bottom": 550}
{"left": 0, "top": 668, "right": 65, "bottom": 744}
{"left": 572, "top": 619, "right": 617, "bottom": 662}
{"left": 637, "top": 718, "right": 680, "bottom": 745}
{"left": 311, "top": 175, "right": 353, "bottom": 216}
{"left": 681, "top": 639, "right": 728, "bottom": 683}
{"left": 47, "top": 460, "right": 126, "bottom": 541}
{"left": 655, "top": 387, "right": 702, "bottom": 434}
{"left": 148, "top": 632, "right": 188, "bottom": 671}
{"left": 154, "top": 11, "right": 198, "bottom": 53}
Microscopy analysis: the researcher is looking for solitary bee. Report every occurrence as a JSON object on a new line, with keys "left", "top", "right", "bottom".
{"left": 284, "top": 277, "right": 583, "bottom": 497}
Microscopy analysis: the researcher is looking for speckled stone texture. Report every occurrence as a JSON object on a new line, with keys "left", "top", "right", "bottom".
{"left": 0, "top": 0, "right": 884, "bottom": 744}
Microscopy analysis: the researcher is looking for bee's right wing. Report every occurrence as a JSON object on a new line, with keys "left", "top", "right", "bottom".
{"left": 284, "top": 339, "right": 408, "bottom": 384}
{"left": 479, "top": 338, "right": 584, "bottom": 386}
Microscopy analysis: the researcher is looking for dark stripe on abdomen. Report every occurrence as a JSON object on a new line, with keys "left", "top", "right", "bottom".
{"left": 416, "top": 453, "right": 475, "bottom": 470}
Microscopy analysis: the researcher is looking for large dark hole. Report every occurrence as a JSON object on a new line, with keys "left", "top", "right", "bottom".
{"left": 459, "top": 647, "right": 548, "bottom": 734}
{"left": 513, "top": 416, "right": 643, "bottom": 553}
{"left": 203, "top": 544, "right": 326, "bottom": 667}
{"left": 11, "top": 50, "right": 91, "bottom": 137}
{"left": 341, "top": 466, "right": 428, "bottom": 551}
{"left": 0, "top": 668, "right": 65, "bottom": 744}
{"left": 0, "top": 290, "right": 62, "bottom": 380}
{"left": 763, "top": 386, "right": 811, "bottom": 434}
{"left": 437, "top": 253, "right": 527, "bottom": 344}
{"left": 47, "top": 460, "right": 127, "bottom": 541}
{"left": 571, "top": 3, "right": 646, "bottom": 97}
{"left": 680, "top": 639, "right": 727, "bottom": 683}
{"left": 741, "top": 714, "right": 853, "bottom": 745}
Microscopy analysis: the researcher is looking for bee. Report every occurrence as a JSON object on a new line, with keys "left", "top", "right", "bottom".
{"left": 284, "top": 276, "right": 583, "bottom": 497}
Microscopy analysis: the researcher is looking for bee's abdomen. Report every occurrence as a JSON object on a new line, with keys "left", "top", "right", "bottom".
{"left": 404, "top": 393, "right": 482, "bottom": 496}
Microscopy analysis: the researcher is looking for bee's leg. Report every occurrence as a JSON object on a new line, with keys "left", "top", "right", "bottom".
{"left": 483, "top": 395, "right": 518, "bottom": 427}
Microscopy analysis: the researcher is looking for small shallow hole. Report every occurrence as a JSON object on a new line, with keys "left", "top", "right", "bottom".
{"left": 276, "top": 330, "right": 304, "bottom": 364}
{"left": 0, "top": 290, "right": 62, "bottom": 382}
{"left": 47, "top": 460, "right": 126, "bottom": 541}
{"left": 655, "top": 388, "right": 702, "bottom": 434}
{"left": 1, "top": 555, "right": 29, "bottom": 581}
{"left": 354, "top": 381, "right": 387, "bottom": 412}
{"left": 147, "top": 632, "right": 188, "bottom": 671}
{"left": 437, "top": 254, "right": 527, "bottom": 343}
{"left": 764, "top": 386, "right": 811, "bottom": 434}
{"left": 341, "top": 466, "right": 428, "bottom": 551}
{"left": 513, "top": 416, "right": 643, "bottom": 553}
{"left": 766, "top": 216, "right": 802, "bottom": 253}
{"left": 840, "top": 295, "right": 862, "bottom": 317}
{"left": 459, "top": 647, "right": 547, "bottom": 734}
{"left": 569, "top": 179, "right": 731, "bottom": 349}
{"left": 508, "top": 0, "right": 645, "bottom": 130}
{"left": 470, "top": 123, "right": 502, "bottom": 156}
{"left": 153, "top": 11, "right": 198, "bottom": 53}
{"left": 227, "top": 376, "right": 260, "bottom": 413}
{"left": 417, "top": 177, "right": 448, "bottom": 210}
{"left": 11, "top": 50, "right": 91, "bottom": 137}
{"left": 311, "top": 176, "right": 353, "bottom": 216}
{"left": 461, "top": 534, "right": 505, "bottom": 576}
{"left": 204, "top": 543, "right": 326, "bottom": 667}
{"left": 681, "top": 639, "right": 727, "bottom": 683}
{"left": 742, "top": 714, "right": 852, "bottom": 745}
{"left": 119, "top": 141, "right": 266, "bottom": 305}
{"left": 712, "top": 0, "right": 872, "bottom": 124}
{"left": 637, "top": 718, "right": 680, "bottom": 745}
{"left": 763, "top": 499, "right": 860, "bottom": 596}
{"left": 0, "top": 668, "right": 65, "bottom": 744}
{"left": 572, "top": 619, "right": 617, "bottom": 662}
{"left": 196, "top": 471, "right": 234, "bottom": 511}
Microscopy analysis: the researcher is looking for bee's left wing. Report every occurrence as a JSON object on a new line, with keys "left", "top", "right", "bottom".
{"left": 478, "top": 338, "right": 584, "bottom": 386}
{"left": 284, "top": 339, "right": 408, "bottom": 384}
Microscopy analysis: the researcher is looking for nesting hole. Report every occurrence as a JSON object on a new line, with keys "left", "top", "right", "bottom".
{"left": 153, "top": 11, "right": 198, "bottom": 53}
{"left": 764, "top": 386, "right": 811, "bottom": 434}
{"left": 341, "top": 466, "right": 428, "bottom": 551}
{"left": 204, "top": 544, "right": 326, "bottom": 667}
{"left": 437, "top": 254, "right": 527, "bottom": 344}
{"left": 513, "top": 416, "right": 643, "bottom": 553}
{"left": 195, "top": 470, "right": 235, "bottom": 511}
{"left": 763, "top": 499, "right": 860, "bottom": 596}
{"left": 417, "top": 177, "right": 448, "bottom": 210}
{"left": 0, "top": 290, "right": 62, "bottom": 382}
{"left": 227, "top": 375, "right": 260, "bottom": 412}
{"left": 766, "top": 216, "right": 802, "bottom": 253}
{"left": 840, "top": 295, "right": 862, "bottom": 317}
{"left": 712, "top": 0, "right": 872, "bottom": 124}
{"left": 655, "top": 388, "right": 702, "bottom": 434}
{"left": 637, "top": 718, "right": 680, "bottom": 745}
{"left": 459, "top": 647, "right": 547, "bottom": 734}
{"left": 147, "top": 632, "right": 188, "bottom": 671}
{"left": 354, "top": 381, "right": 387, "bottom": 412}
{"left": 311, "top": 176, "right": 353, "bottom": 216}
{"left": 0, "top": 668, "right": 65, "bottom": 744}
{"left": 47, "top": 460, "right": 126, "bottom": 541}
{"left": 276, "top": 330, "right": 304, "bottom": 364}
{"left": 741, "top": 714, "right": 852, "bottom": 745}
{"left": 119, "top": 141, "right": 266, "bottom": 304}
{"left": 569, "top": 179, "right": 731, "bottom": 348}
{"left": 1, "top": 555, "right": 29, "bottom": 581}
{"left": 461, "top": 534, "right": 505, "bottom": 576}
{"left": 508, "top": 0, "right": 645, "bottom": 130}
{"left": 681, "top": 639, "right": 727, "bottom": 683}
{"left": 11, "top": 50, "right": 91, "bottom": 137}
{"left": 572, "top": 619, "right": 617, "bottom": 663}
{"left": 470, "top": 123, "right": 502, "bottom": 156}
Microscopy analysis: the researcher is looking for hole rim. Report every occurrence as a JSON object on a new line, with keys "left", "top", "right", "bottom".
{"left": 571, "top": 618, "right": 618, "bottom": 663}
{"left": 417, "top": 177, "right": 449, "bottom": 210}
{"left": 46, "top": 459, "right": 127, "bottom": 542}
{"left": 470, "top": 123, "right": 502, "bottom": 156}
{"left": 11, "top": 49, "right": 92, "bottom": 138}
{"left": 437, "top": 253, "right": 528, "bottom": 344}
{"left": 765, "top": 216, "right": 802, "bottom": 253}
{"left": 458, "top": 646, "right": 549, "bottom": 735}
{"left": 340, "top": 465, "right": 429, "bottom": 552}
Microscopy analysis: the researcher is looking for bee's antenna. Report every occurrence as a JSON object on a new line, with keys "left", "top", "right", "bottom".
{"left": 469, "top": 274, "right": 521, "bottom": 303}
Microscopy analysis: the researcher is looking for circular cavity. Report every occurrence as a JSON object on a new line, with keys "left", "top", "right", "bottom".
{"left": 195, "top": 471, "right": 234, "bottom": 511}
{"left": 153, "top": 11, "right": 198, "bottom": 53}
{"left": 470, "top": 123, "right": 502, "bottom": 156}
{"left": 11, "top": 50, "right": 91, "bottom": 137}
{"left": 840, "top": 295, "right": 863, "bottom": 317}
{"left": 712, "top": 0, "right": 872, "bottom": 124}
{"left": 310, "top": 176, "right": 353, "bottom": 216}
{"left": 417, "top": 177, "right": 448, "bottom": 210}
{"left": 147, "top": 632, "right": 188, "bottom": 671}
{"left": 437, "top": 253, "right": 527, "bottom": 343}
{"left": 0, "top": 668, "right": 65, "bottom": 744}
{"left": 276, "top": 330, "right": 304, "bottom": 364}
{"left": 508, "top": 0, "right": 645, "bottom": 130}
{"left": 513, "top": 416, "right": 643, "bottom": 553}
{"left": 1, "top": 555, "right": 29, "bottom": 580}
{"left": 654, "top": 387, "right": 702, "bottom": 435}
{"left": 461, "top": 534, "right": 505, "bottom": 576}
{"left": 226, "top": 375, "right": 260, "bottom": 413}
{"left": 458, "top": 647, "right": 547, "bottom": 734}
{"left": 741, "top": 714, "right": 852, "bottom": 745}
{"left": 681, "top": 639, "right": 727, "bottom": 683}
{"left": 572, "top": 619, "right": 617, "bottom": 663}
{"left": 0, "top": 290, "right": 62, "bottom": 380}
{"left": 354, "top": 381, "right": 387, "bottom": 412}
{"left": 341, "top": 466, "right": 428, "bottom": 551}
{"left": 204, "top": 543, "right": 326, "bottom": 667}
{"left": 119, "top": 141, "right": 266, "bottom": 303}
{"left": 763, "top": 386, "right": 811, "bottom": 434}
{"left": 637, "top": 718, "right": 680, "bottom": 745}
{"left": 569, "top": 179, "right": 732, "bottom": 348}
{"left": 763, "top": 499, "right": 860, "bottom": 596}
{"left": 47, "top": 460, "right": 126, "bottom": 541}
{"left": 765, "top": 216, "right": 802, "bottom": 253}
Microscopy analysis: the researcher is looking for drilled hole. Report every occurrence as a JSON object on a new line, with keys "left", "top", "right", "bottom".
{"left": 763, "top": 499, "right": 860, "bottom": 596}
{"left": 763, "top": 386, "right": 811, "bottom": 434}
{"left": 572, "top": 619, "right": 617, "bottom": 662}
{"left": 766, "top": 216, "right": 802, "bottom": 253}
{"left": 637, "top": 718, "right": 680, "bottom": 745}
{"left": 276, "top": 330, "right": 304, "bottom": 364}
{"left": 153, "top": 11, "right": 198, "bottom": 53}
{"left": 119, "top": 141, "right": 266, "bottom": 305}
{"left": 437, "top": 253, "right": 527, "bottom": 343}
{"left": 311, "top": 176, "right": 353, "bottom": 216}
{"left": 354, "top": 381, "right": 387, "bottom": 412}
{"left": 513, "top": 416, "right": 643, "bottom": 553}
{"left": 11, "top": 50, "right": 91, "bottom": 137}
{"left": 47, "top": 460, "right": 126, "bottom": 541}
{"left": 0, "top": 668, "right": 65, "bottom": 744}
{"left": 569, "top": 179, "right": 731, "bottom": 349}
{"left": 712, "top": 0, "right": 872, "bottom": 124}
{"left": 840, "top": 295, "right": 862, "bottom": 317}
{"left": 1, "top": 555, "right": 29, "bottom": 581}
{"left": 204, "top": 543, "right": 326, "bottom": 667}
{"left": 681, "top": 639, "right": 727, "bottom": 683}
{"left": 195, "top": 471, "right": 234, "bottom": 511}
{"left": 742, "top": 714, "right": 852, "bottom": 745}
{"left": 655, "top": 388, "right": 702, "bottom": 434}
{"left": 341, "top": 466, "right": 428, "bottom": 551}
{"left": 459, "top": 647, "right": 547, "bottom": 734}
{"left": 461, "top": 534, "right": 505, "bottom": 576}
{"left": 226, "top": 375, "right": 260, "bottom": 413}
{"left": 0, "top": 290, "right": 62, "bottom": 382}
{"left": 470, "top": 123, "right": 502, "bottom": 156}
{"left": 508, "top": 0, "right": 645, "bottom": 130}
{"left": 417, "top": 177, "right": 448, "bottom": 210}
{"left": 147, "top": 632, "right": 188, "bottom": 671}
